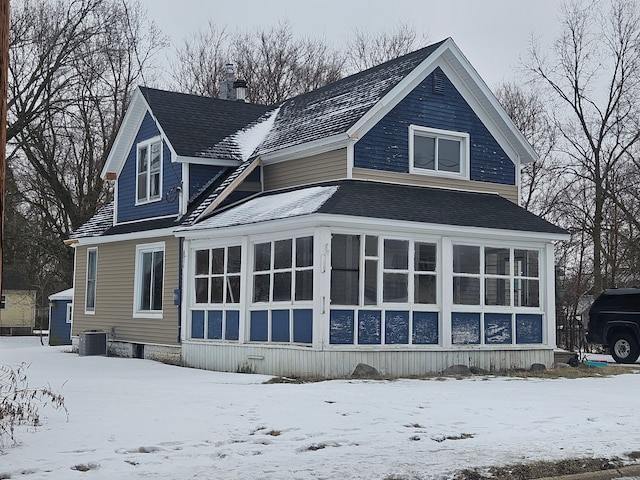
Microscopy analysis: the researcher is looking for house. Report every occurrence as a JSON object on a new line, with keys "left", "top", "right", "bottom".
{"left": 0, "top": 289, "right": 36, "bottom": 336}
{"left": 48, "top": 288, "right": 73, "bottom": 346}
{"left": 66, "top": 38, "right": 569, "bottom": 377}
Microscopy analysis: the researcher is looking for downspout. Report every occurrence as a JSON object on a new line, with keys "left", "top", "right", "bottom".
{"left": 176, "top": 237, "right": 183, "bottom": 343}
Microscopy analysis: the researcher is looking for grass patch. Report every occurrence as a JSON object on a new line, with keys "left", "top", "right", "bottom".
{"left": 454, "top": 456, "right": 624, "bottom": 480}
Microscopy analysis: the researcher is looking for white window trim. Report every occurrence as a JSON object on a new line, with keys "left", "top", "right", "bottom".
{"left": 66, "top": 303, "right": 73, "bottom": 324}
{"left": 85, "top": 247, "right": 98, "bottom": 314}
{"left": 135, "top": 136, "right": 163, "bottom": 205}
{"left": 133, "top": 241, "right": 165, "bottom": 319}
{"left": 408, "top": 125, "right": 470, "bottom": 179}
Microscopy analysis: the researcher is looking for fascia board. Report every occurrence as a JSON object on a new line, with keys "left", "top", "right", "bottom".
{"left": 174, "top": 155, "right": 242, "bottom": 167}
{"left": 176, "top": 211, "right": 569, "bottom": 243}
{"left": 259, "top": 133, "right": 351, "bottom": 164}
{"left": 75, "top": 227, "right": 178, "bottom": 246}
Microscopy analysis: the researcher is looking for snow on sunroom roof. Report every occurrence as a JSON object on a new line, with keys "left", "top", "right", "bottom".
{"left": 181, "top": 185, "right": 339, "bottom": 231}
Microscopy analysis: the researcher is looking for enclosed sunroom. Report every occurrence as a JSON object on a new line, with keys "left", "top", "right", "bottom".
{"left": 177, "top": 180, "right": 568, "bottom": 378}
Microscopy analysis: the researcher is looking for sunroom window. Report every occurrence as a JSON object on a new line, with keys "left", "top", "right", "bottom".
{"left": 137, "top": 138, "right": 162, "bottom": 203}
{"left": 410, "top": 125, "right": 469, "bottom": 177}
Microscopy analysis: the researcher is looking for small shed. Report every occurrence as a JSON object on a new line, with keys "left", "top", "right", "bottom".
{"left": 48, "top": 288, "right": 73, "bottom": 346}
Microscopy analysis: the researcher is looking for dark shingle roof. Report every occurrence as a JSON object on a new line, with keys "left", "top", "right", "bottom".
{"left": 189, "top": 180, "right": 567, "bottom": 236}
{"left": 254, "top": 40, "right": 447, "bottom": 156}
{"left": 69, "top": 202, "right": 114, "bottom": 239}
{"left": 138, "top": 87, "right": 272, "bottom": 158}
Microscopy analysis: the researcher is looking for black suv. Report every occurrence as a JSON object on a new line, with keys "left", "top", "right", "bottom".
{"left": 585, "top": 288, "right": 640, "bottom": 363}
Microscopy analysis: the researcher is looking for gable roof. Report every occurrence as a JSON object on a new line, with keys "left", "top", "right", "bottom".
{"left": 138, "top": 87, "right": 272, "bottom": 158}
{"left": 180, "top": 180, "right": 568, "bottom": 238}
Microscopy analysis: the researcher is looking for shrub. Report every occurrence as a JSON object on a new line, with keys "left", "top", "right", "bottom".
{"left": 0, "top": 363, "right": 67, "bottom": 446}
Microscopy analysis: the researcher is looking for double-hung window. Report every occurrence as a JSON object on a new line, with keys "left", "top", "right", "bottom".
{"left": 86, "top": 247, "right": 97, "bottom": 313}
{"left": 137, "top": 138, "right": 162, "bottom": 203}
{"left": 409, "top": 125, "right": 469, "bottom": 177}
{"left": 134, "top": 242, "right": 164, "bottom": 317}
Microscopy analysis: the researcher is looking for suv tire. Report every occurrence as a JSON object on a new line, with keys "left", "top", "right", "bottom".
{"left": 610, "top": 332, "right": 640, "bottom": 364}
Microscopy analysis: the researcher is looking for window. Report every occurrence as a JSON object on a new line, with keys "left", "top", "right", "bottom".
{"left": 331, "top": 235, "right": 438, "bottom": 307}
{"left": 409, "top": 125, "right": 469, "bottom": 177}
{"left": 66, "top": 303, "right": 73, "bottom": 324}
{"left": 86, "top": 248, "right": 97, "bottom": 313}
{"left": 136, "top": 138, "right": 162, "bottom": 203}
{"left": 453, "top": 245, "right": 540, "bottom": 308}
{"left": 252, "top": 237, "right": 314, "bottom": 304}
{"left": 194, "top": 246, "right": 241, "bottom": 305}
{"left": 0, "top": 294, "right": 6, "bottom": 309}
{"left": 134, "top": 243, "right": 164, "bottom": 317}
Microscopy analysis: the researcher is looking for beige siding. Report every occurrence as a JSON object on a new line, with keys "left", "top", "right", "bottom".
{"left": 182, "top": 342, "right": 553, "bottom": 378}
{"left": 72, "top": 236, "right": 179, "bottom": 345}
{"left": 352, "top": 167, "right": 520, "bottom": 203}
{"left": 0, "top": 290, "right": 36, "bottom": 328}
{"left": 263, "top": 149, "right": 347, "bottom": 191}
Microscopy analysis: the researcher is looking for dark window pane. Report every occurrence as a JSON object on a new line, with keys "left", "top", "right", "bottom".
{"left": 295, "top": 270, "right": 313, "bottom": 301}
{"left": 225, "top": 311, "right": 240, "bottom": 340}
{"left": 210, "top": 277, "right": 223, "bottom": 303}
{"left": 272, "top": 310, "right": 290, "bottom": 342}
{"left": 195, "top": 250, "right": 209, "bottom": 275}
{"left": 195, "top": 278, "right": 208, "bottom": 303}
{"left": 250, "top": 311, "right": 268, "bottom": 341}
{"left": 191, "top": 310, "right": 204, "bottom": 339}
{"left": 211, "top": 248, "right": 224, "bottom": 274}
{"left": 253, "top": 274, "right": 270, "bottom": 302}
{"left": 485, "top": 278, "right": 510, "bottom": 306}
{"left": 152, "top": 250, "right": 162, "bottom": 310}
{"left": 415, "top": 243, "right": 436, "bottom": 272}
{"left": 150, "top": 142, "right": 161, "bottom": 169}
{"left": 137, "top": 173, "right": 147, "bottom": 201}
{"left": 150, "top": 172, "right": 161, "bottom": 198}
{"left": 274, "top": 239, "right": 292, "bottom": 269}
{"left": 141, "top": 252, "right": 152, "bottom": 310}
{"left": 331, "top": 271, "right": 359, "bottom": 305}
{"left": 383, "top": 273, "right": 408, "bottom": 302}
{"left": 226, "top": 275, "right": 240, "bottom": 303}
{"left": 414, "top": 135, "right": 435, "bottom": 169}
{"left": 364, "top": 259, "right": 377, "bottom": 305}
{"left": 515, "top": 250, "right": 539, "bottom": 277}
{"left": 227, "top": 246, "right": 241, "bottom": 273}
{"left": 207, "top": 310, "right": 223, "bottom": 339}
{"left": 331, "top": 234, "right": 360, "bottom": 270}
{"left": 365, "top": 236, "right": 378, "bottom": 257}
{"left": 485, "top": 248, "right": 510, "bottom": 275}
{"left": 296, "top": 237, "right": 314, "bottom": 267}
{"left": 384, "top": 239, "right": 408, "bottom": 269}
{"left": 515, "top": 279, "right": 539, "bottom": 307}
{"left": 453, "top": 277, "right": 480, "bottom": 305}
{"left": 415, "top": 274, "right": 436, "bottom": 304}
{"left": 138, "top": 146, "right": 148, "bottom": 173}
{"left": 438, "top": 138, "right": 460, "bottom": 172}
{"left": 273, "top": 272, "right": 292, "bottom": 301}
{"left": 453, "top": 245, "right": 480, "bottom": 274}
{"left": 293, "top": 309, "right": 313, "bottom": 343}
{"left": 254, "top": 243, "right": 271, "bottom": 271}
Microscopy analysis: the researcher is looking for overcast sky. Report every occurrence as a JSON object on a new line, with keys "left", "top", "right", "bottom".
{"left": 138, "top": 0, "right": 563, "bottom": 89}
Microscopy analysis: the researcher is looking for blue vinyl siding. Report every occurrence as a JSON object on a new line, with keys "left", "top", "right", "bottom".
{"left": 49, "top": 300, "right": 72, "bottom": 346}
{"left": 117, "top": 112, "right": 181, "bottom": 223}
{"left": 189, "top": 164, "right": 226, "bottom": 199}
{"left": 354, "top": 67, "right": 515, "bottom": 185}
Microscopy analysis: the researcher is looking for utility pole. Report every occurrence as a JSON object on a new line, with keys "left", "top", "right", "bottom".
{"left": 0, "top": 0, "right": 8, "bottom": 296}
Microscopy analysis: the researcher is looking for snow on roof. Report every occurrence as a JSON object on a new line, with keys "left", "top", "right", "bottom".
{"left": 48, "top": 288, "right": 73, "bottom": 301}
{"left": 234, "top": 107, "right": 280, "bottom": 161}
{"left": 182, "top": 185, "right": 338, "bottom": 231}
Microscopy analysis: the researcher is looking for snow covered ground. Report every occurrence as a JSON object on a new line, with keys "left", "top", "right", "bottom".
{"left": 1, "top": 336, "right": 639, "bottom": 480}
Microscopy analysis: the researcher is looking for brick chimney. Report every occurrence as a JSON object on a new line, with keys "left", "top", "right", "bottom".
{"left": 219, "top": 63, "right": 246, "bottom": 102}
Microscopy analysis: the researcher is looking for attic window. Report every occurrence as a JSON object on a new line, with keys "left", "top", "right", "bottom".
{"left": 409, "top": 125, "right": 469, "bottom": 178}
{"left": 136, "top": 137, "right": 162, "bottom": 204}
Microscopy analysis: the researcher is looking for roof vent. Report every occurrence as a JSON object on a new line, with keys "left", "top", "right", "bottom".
{"left": 433, "top": 70, "right": 445, "bottom": 94}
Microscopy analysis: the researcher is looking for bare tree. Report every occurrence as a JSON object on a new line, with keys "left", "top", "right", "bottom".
{"left": 231, "top": 21, "right": 344, "bottom": 104}
{"left": 495, "top": 82, "right": 561, "bottom": 216}
{"left": 528, "top": 0, "right": 640, "bottom": 294}
{"left": 5, "top": 0, "right": 166, "bottom": 296}
{"left": 170, "top": 21, "right": 229, "bottom": 98}
{"left": 344, "top": 22, "right": 428, "bottom": 74}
